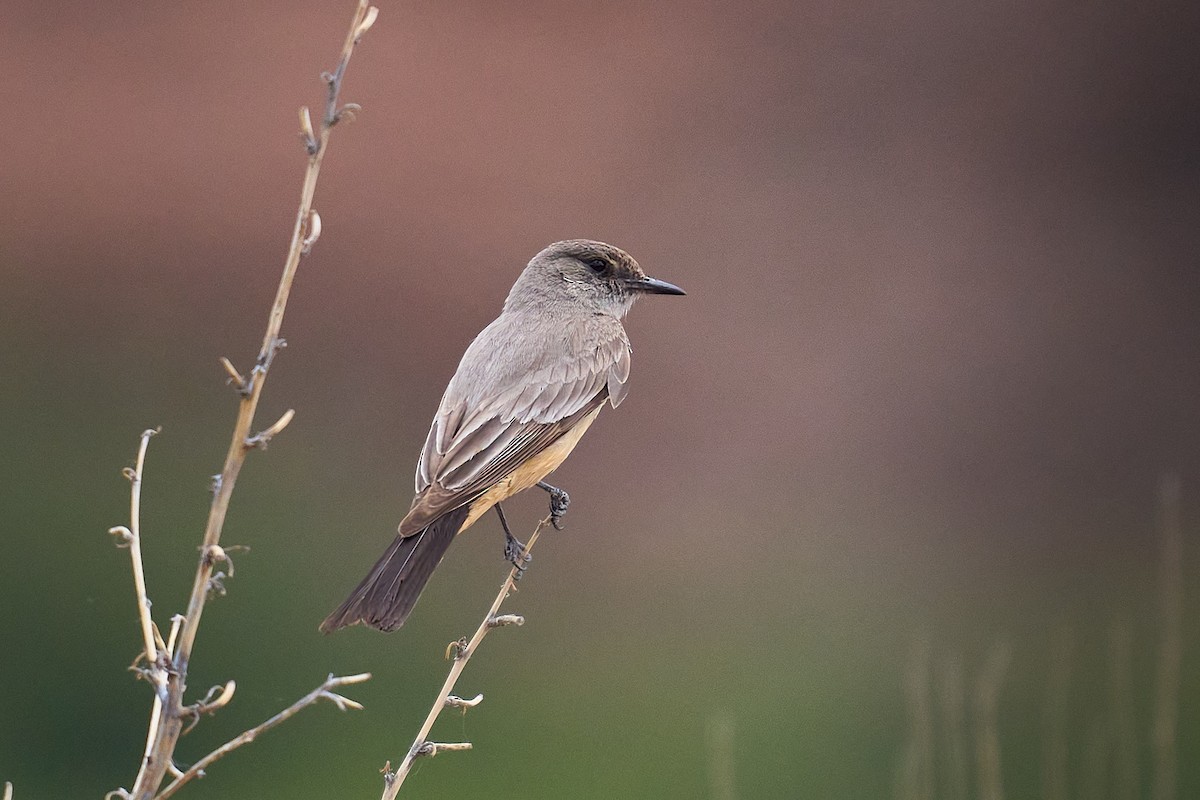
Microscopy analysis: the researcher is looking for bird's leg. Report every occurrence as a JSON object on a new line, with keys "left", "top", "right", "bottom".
{"left": 494, "top": 503, "right": 531, "bottom": 570}
{"left": 537, "top": 481, "right": 571, "bottom": 530}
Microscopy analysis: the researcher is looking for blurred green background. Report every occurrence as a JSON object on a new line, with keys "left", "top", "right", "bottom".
{"left": 2, "top": 1, "right": 1199, "bottom": 797}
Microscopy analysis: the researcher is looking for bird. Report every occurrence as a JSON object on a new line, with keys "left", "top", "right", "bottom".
{"left": 320, "top": 239, "right": 685, "bottom": 633}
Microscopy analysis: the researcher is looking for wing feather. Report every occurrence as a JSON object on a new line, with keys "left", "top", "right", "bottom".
{"left": 404, "top": 315, "right": 632, "bottom": 535}
{"left": 607, "top": 339, "right": 632, "bottom": 408}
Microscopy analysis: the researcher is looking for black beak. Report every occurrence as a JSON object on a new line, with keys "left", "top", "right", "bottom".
{"left": 630, "top": 276, "right": 686, "bottom": 296}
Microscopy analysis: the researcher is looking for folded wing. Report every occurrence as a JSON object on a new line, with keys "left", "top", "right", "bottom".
{"left": 401, "top": 324, "right": 631, "bottom": 535}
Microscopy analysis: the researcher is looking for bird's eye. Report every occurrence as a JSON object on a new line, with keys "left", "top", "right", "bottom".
{"left": 584, "top": 257, "right": 608, "bottom": 273}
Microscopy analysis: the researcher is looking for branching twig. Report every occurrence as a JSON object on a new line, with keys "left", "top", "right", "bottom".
{"left": 109, "top": 428, "right": 173, "bottom": 792}
{"left": 153, "top": 673, "right": 372, "bottom": 800}
{"left": 112, "top": 427, "right": 163, "bottom": 671}
{"left": 169, "top": 0, "right": 376, "bottom": 686}
{"left": 380, "top": 517, "right": 552, "bottom": 798}
{"left": 109, "top": 4, "right": 380, "bottom": 798}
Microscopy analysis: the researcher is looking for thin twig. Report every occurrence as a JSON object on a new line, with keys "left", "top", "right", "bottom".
{"left": 152, "top": 673, "right": 371, "bottom": 800}
{"left": 380, "top": 517, "right": 552, "bottom": 798}
{"left": 113, "top": 4, "right": 379, "bottom": 798}
{"left": 170, "top": 0, "right": 373, "bottom": 683}
{"left": 124, "top": 428, "right": 162, "bottom": 669}
{"left": 3, "top": 781, "right": 12, "bottom": 800}
{"left": 218, "top": 357, "right": 245, "bottom": 392}
{"left": 107, "top": 428, "right": 171, "bottom": 795}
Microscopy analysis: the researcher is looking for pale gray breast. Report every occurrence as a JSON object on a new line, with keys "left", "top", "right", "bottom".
{"left": 415, "top": 310, "right": 631, "bottom": 494}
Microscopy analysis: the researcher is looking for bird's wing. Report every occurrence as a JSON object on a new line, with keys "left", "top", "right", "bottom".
{"left": 401, "top": 325, "right": 631, "bottom": 536}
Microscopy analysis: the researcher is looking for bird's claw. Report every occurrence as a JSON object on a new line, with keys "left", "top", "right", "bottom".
{"left": 538, "top": 482, "right": 570, "bottom": 530}
{"left": 504, "top": 535, "right": 531, "bottom": 571}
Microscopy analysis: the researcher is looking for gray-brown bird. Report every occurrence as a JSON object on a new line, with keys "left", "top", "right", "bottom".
{"left": 321, "top": 239, "right": 684, "bottom": 633}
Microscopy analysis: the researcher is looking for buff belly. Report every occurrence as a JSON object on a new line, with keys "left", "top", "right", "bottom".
{"left": 459, "top": 406, "right": 602, "bottom": 532}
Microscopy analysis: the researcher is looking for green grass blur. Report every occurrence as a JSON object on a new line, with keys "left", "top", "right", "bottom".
{"left": 1, "top": 341, "right": 1196, "bottom": 797}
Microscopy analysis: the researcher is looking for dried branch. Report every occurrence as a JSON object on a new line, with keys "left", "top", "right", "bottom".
{"left": 380, "top": 517, "right": 552, "bottom": 798}
{"left": 107, "top": 4, "right": 380, "bottom": 798}
{"left": 153, "top": 673, "right": 371, "bottom": 800}
{"left": 112, "top": 427, "right": 163, "bottom": 670}
{"left": 109, "top": 428, "right": 174, "bottom": 793}
{"left": 170, "top": 0, "right": 375, "bottom": 683}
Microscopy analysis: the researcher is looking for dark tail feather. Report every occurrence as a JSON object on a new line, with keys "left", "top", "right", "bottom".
{"left": 320, "top": 505, "right": 470, "bottom": 633}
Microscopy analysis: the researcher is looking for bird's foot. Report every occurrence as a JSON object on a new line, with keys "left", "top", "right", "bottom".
{"left": 504, "top": 532, "right": 532, "bottom": 572}
{"left": 537, "top": 481, "right": 570, "bottom": 530}
{"left": 495, "top": 503, "right": 532, "bottom": 571}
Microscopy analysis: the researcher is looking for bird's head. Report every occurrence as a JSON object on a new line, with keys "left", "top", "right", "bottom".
{"left": 507, "top": 239, "right": 685, "bottom": 318}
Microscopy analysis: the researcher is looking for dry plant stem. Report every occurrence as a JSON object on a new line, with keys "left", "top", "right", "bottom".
{"left": 154, "top": 673, "right": 371, "bottom": 800}
{"left": 937, "top": 654, "right": 968, "bottom": 800}
{"left": 897, "top": 636, "right": 933, "bottom": 800}
{"left": 704, "top": 715, "right": 736, "bottom": 800}
{"left": 3, "top": 781, "right": 11, "bottom": 800}
{"left": 125, "top": 428, "right": 162, "bottom": 669}
{"left": 974, "top": 641, "right": 1010, "bottom": 800}
{"left": 1040, "top": 625, "right": 1073, "bottom": 800}
{"left": 122, "top": 3, "right": 379, "bottom": 798}
{"left": 381, "top": 518, "right": 551, "bottom": 798}
{"left": 1151, "top": 474, "right": 1182, "bottom": 800}
{"left": 1109, "top": 618, "right": 1138, "bottom": 800}
{"left": 108, "top": 429, "right": 172, "bottom": 792}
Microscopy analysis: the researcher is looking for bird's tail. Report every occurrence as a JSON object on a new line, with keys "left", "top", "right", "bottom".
{"left": 320, "top": 504, "right": 470, "bottom": 634}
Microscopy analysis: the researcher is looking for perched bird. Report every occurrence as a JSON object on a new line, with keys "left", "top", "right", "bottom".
{"left": 321, "top": 239, "right": 684, "bottom": 633}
